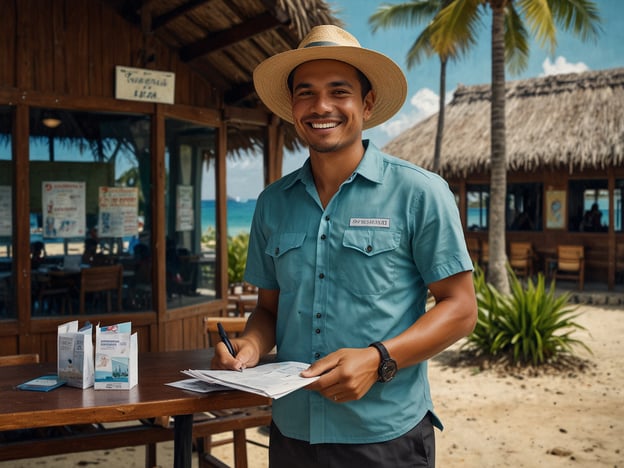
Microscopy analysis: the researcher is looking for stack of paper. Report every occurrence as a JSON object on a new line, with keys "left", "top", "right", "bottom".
{"left": 182, "top": 361, "right": 319, "bottom": 399}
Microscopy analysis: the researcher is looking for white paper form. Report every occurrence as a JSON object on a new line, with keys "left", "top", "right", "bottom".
{"left": 182, "top": 361, "right": 319, "bottom": 399}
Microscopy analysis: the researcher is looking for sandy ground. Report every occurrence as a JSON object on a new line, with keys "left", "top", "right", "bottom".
{"left": 1, "top": 304, "right": 622, "bottom": 468}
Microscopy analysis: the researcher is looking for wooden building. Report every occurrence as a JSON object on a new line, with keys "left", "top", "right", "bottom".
{"left": 0, "top": 0, "right": 338, "bottom": 361}
{"left": 383, "top": 68, "right": 624, "bottom": 290}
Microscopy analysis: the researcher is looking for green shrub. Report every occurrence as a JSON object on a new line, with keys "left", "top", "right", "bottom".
{"left": 227, "top": 232, "right": 249, "bottom": 285}
{"left": 465, "top": 266, "right": 591, "bottom": 366}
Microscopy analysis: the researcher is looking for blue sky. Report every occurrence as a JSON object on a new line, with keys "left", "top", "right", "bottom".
{"left": 223, "top": 0, "right": 624, "bottom": 200}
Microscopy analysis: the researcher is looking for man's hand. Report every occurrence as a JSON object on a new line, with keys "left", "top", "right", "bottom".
{"left": 210, "top": 337, "right": 260, "bottom": 371}
{"left": 300, "top": 347, "right": 381, "bottom": 403}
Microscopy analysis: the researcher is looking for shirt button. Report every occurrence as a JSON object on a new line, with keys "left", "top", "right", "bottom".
{"left": 316, "top": 313, "right": 321, "bottom": 318}
{"left": 366, "top": 245, "right": 373, "bottom": 253}
{"left": 315, "top": 328, "right": 321, "bottom": 334}
{"left": 274, "top": 247, "right": 280, "bottom": 255}
{"left": 325, "top": 216, "right": 330, "bottom": 221}
{"left": 319, "top": 273, "right": 325, "bottom": 279}
{"left": 320, "top": 234, "right": 326, "bottom": 240}
{"left": 314, "top": 353, "right": 321, "bottom": 360}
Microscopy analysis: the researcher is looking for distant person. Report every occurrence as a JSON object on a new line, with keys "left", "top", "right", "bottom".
{"left": 81, "top": 238, "right": 109, "bottom": 265}
{"left": 510, "top": 210, "right": 534, "bottom": 231}
{"left": 211, "top": 25, "right": 477, "bottom": 468}
{"left": 581, "top": 203, "right": 603, "bottom": 232}
{"left": 30, "top": 241, "right": 46, "bottom": 270}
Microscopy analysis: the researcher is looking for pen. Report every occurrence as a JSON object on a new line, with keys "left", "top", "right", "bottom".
{"left": 217, "top": 322, "right": 236, "bottom": 357}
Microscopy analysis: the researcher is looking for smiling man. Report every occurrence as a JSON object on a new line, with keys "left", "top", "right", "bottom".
{"left": 211, "top": 25, "right": 477, "bottom": 468}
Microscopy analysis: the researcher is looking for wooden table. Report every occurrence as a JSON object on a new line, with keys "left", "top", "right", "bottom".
{"left": 0, "top": 349, "right": 269, "bottom": 468}
{"left": 227, "top": 293, "right": 258, "bottom": 316}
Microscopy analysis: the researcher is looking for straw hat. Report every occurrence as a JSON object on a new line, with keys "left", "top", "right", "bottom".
{"left": 253, "top": 25, "right": 407, "bottom": 129}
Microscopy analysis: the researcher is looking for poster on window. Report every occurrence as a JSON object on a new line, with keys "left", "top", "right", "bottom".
{"left": 98, "top": 187, "right": 139, "bottom": 238}
{"left": 546, "top": 189, "right": 566, "bottom": 229}
{"left": 0, "top": 186, "right": 11, "bottom": 237}
{"left": 42, "top": 182, "right": 86, "bottom": 238}
{"left": 176, "top": 185, "right": 194, "bottom": 232}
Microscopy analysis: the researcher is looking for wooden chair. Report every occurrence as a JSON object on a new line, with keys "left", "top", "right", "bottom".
{"left": 554, "top": 245, "right": 585, "bottom": 291}
{"left": 509, "top": 242, "right": 534, "bottom": 278}
{"left": 0, "top": 353, "right": 39, "bottom": 367}
{"left": 79, "top": 264, "right": 123, "bottom": 314}
{"left": 198, "top": 316, "right": 271, "bottom": 468}
{"left": 32, "top": 273, "right": 74, "bottom": 315}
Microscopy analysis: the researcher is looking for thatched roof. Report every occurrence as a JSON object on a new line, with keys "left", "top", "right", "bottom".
{"left": 99, "top": 0, "right": 342, "bottom": 154}
{"left": 383, "top": 67, "right": 624, "bottom": 178}
{"left": 102, "top": 0, "right": 339, "bottom": 108}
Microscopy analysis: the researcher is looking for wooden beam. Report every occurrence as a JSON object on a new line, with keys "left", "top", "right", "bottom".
{"left": 13, "top": 104, "right": 31, "bottom": 346}
{"left": 216, "top": 121, "right": 229, "bottom": 301}
{"left": 180, "top": 12, "right": 285, "bottom": 62}
{"left": 224, "top": 81, "right": 256, "bottom": 105}
{"left": 151, "top": 0, "right": 214, "bottom": 31}
{"left": 223, "top": 105, "right": 270, "bottom": 127}
{"left": 152, "top": 106, "right": 167, "bottom": 351}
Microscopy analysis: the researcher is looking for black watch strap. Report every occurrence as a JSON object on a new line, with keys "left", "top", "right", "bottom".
{"left": 370, "top": 341, "right": 390, "bottom": 361}
{"left": 369, "top": 341, "right": 397, "bottom": 383}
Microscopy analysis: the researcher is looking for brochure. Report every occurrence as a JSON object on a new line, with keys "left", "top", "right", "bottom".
{"left": 182, "top": 361, "right": 319, "bottom": 399}
{"left": 95, "top": 321, "right": 138, "bottom": 390}
{"left": 18, "top": 375, "right": 66, "bottom": 392}
{"left": 165, "top": 378, "right": 230, "bottom": 394}
{"left": 57, "top": 320, "right": 94, "bottom": 389}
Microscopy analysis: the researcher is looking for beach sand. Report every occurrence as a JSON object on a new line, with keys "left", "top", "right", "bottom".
{"left": 1, "top": 304, "right": 622, "bottom": 467}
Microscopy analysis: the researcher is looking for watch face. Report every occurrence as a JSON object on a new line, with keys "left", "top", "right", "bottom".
{"left": 380, "top": 359, "right": 397, "bottom": 382}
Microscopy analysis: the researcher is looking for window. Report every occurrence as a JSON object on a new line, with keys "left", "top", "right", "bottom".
{"left": 29, "top": 108, "right": 152, "bottom": 316}
{"left": 164, "top": 118, "right": 218, "bottom": 309}
{"left": 0, "top": 106, "right": 13, "bottom": 318}
{"left": 466, "top": 184, "right": 489, "bottom": 231}
{"left": 568, "top": 179, "right": 608, "bottom": 232}
{"left": 506, "top": 183, "right": 542, "bottom": 231}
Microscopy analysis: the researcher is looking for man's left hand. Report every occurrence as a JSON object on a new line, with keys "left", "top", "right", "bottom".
{"left": 301, "top": 347, "right": 380, "bottom": 402}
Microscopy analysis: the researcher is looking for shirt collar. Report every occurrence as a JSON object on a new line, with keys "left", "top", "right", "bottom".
{"left": 282, "top": 140, "right": 384, "bottom": 192}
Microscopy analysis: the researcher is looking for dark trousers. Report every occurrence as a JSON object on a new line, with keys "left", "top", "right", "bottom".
{"left": 269, "top": 413, "right": 435, "bottom": 468}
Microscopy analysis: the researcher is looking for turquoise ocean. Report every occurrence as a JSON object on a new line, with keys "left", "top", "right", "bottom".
{"left": 201, "top": 199, "right": 256, "bottom": 236}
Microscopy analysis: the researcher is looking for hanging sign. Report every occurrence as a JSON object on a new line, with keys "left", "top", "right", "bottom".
{"left": 115, "top": 66, "right": 175, "bottom": 104}
{"left": 98, "top": 187, "right": 139, "bottom": 238}
{"left": 176, "top": 185, "right": 194, "bottom": 232}
{"left": 42, "top": 182, "right": 86, "bottom": 238}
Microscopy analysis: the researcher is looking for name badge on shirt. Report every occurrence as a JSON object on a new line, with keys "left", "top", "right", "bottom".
{"left": 349, "top": 218, "right": 390, "bottom": 228}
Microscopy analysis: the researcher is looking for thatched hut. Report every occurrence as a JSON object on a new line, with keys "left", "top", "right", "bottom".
{"left": 384, "top": 67, "right": 624, "bottom": 289}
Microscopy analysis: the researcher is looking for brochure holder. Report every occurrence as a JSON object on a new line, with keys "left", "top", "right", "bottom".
{"left": 95, "top": 322, "right": 138, "bottom": 390}
{"left": 57, "top": 320, "right": 94, "bottom": 389}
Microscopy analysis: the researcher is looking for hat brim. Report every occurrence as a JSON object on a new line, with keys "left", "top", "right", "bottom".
{"left": 253, "top": 46, "right": 407, "bottom": 130}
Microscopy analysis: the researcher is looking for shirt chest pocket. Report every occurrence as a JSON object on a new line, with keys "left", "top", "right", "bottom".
{"left": 338, "top": 229, "right": 401, "bottom": 296}
{"left": 265, "top": 232, "right": 307, "bottom": 292}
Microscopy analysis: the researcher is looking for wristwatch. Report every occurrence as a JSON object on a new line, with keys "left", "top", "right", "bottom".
{"left": 369, "top": 341, "right": 397, "bottom": 383}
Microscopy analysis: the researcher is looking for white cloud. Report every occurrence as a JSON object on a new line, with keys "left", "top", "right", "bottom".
{"left": 379, "top": 87, "right": 442, "bottom": 139}
{"left": 541, "top": 56, "right": 589, "bottom": 76}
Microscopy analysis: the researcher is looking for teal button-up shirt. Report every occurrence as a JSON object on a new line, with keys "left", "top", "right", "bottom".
{"left": 245, "top": 141, "right": 472, "bottom": 444}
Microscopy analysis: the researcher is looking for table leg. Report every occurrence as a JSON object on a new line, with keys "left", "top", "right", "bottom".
{"left": 173, "top": 414, "right": 193, "bottom": 468}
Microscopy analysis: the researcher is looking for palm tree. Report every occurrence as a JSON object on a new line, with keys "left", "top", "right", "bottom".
{"left": 369, "top": 0, "right": 473, "bottom": 172}
{"left": 429, "top": 0, "right": 601, "bottom": 293}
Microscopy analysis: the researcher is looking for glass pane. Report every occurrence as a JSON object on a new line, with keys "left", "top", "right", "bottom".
{"left": 29, "top": 108, "right": 152, "bottom": 316}
{"left": 164, "top": 118, "right": 217, "bottom": 309}
{"left": 0, "top": 106, "right": 13, "bottom": 318}
{"left": 568, "top": 180, "right": 608, "bottom": 232}
{"left": 466, "top": 184, "right": 489, "bottom": 231}
{"left": 506, "top": 183, "right": 543, "bottom": 231}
